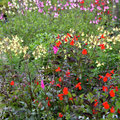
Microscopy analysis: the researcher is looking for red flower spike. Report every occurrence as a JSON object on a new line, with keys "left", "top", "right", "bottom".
{"left": 76, "top": 78, "right": 79, "bottom": 80}
{"left": 37, "top": 81, "right": 39, "bottom": 85}
{"left": 56, "top": 34, "right": 60, "bottom": 39}
{"left": 110, "top": 69, "right": 114, "bottom": 74}
{"left": 110, "top": 107, "right": 115, "bottom": 113}
{"left": 66, "top": 70, "right": 70, "bottom": 77}
{"left": 102, "top": 86, "right": 108, "bottom": 92}
{"left": 109, "top": 90, "right": 115, "bottom": 97}
{"left": 94, "top": 102, "right": 98, "bottom": 107}
{"left": 82, "top": 49, "right": 87, "bottom": 55}
{"left": 103, "top": 76, "right": 107, "bottom": 82}
{"left": 46, "top": 97, "right": 49, "bottom": 100}
{"left": 99, "top": 44, "right": 105, "bottom": 50}
{"left": 98, "top": 17, "right": 102, "bottom": 20}
{"left": 115, "top": 86, "right": 118, "bottom": 92}
{"left": 10, "top": 81, "right": 14, "bottom": 86}
{"left": 56, "top": 41, "right": 61, "bottom": 47}
{"left": 67, "top": 33, "right": 71, "bottom": 37}
{"left": 48, "top": 100, "right": 51, "bottom": 107}
{"left": 94, "top": 99, "right": 97, "bottom": 102}
{"left": 59, "top": 113, "right": 63, "bottom": 118}
{"left": 63, "top": 87, "right": 68, "bottom": 95}
{"left": 105, "top": 73, "right": 112, "bottom": 79}
{"left": 59, "top": 77, "right": 62, "bottom": 82}
{"left": 56, "top": 84, "right": 61, "bottom": 88}
{"left": 70, "top": 40, "right": 74, "bottom": 46}
{"left": 103, "top": 101, "right": 110, "bottom": 109}
{"left": 69, "top": 97, "right": 73, "bottom": 101}
{"left": 101, "top": 34, "right": 105, "bottom": 39}
{"left": 55, "top": 67, "right": 61, "bottom": 72}
{"left": 118, "top": 109, "right": 120, "bottom": 114}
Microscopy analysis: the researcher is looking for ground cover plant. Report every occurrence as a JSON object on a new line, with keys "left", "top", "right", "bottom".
{"left": 0, "top": 0, "right": 120, "bottom": 119}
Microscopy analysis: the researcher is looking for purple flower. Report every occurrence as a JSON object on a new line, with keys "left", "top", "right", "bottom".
{"left": 41, "top": 80, "right": 45, "bottom": 89}
{"left": 53, "top": 46, "right": 58, "bottom": 54}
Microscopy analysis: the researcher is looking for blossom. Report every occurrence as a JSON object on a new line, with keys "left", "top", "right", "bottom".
{"left": 56, "top": 34, "right": 60, "bottom": 39}
{"left": 94, "top": 101, "right": 98, "bottom": 107}
{"left": 99, "top": 44, "right": 105, "bottom": 50}
{"left": 10, "top": 81, "right": 14, "bottom": 85}
{"left": 105, "top": 73, "right": 112, "bottom": 79}
{"left": 59, "top": 113, "right": 63, "bottom": 118}
{"left": 99, "top": 75, "right": 103, "bottom": 80}
{"left": 70, "top": 40, "right": 74, "bottom": 45}
{"left": 55, "top": 67, "right": 61, "bottom": 72}
{"left": 102, "top": 86, "right": 108, "bottom": 92}
{"left": 109, "top": 90, "right": 115, "bottom": 97}
{"left": 63, "top": 87, "right": 68, "bottom": 95}
{"left": 56, "top": 84, "right": 61, "bottom": 87}
{"left": 82, "top": 49, "right": 87, "bottom": 55}
{"left": 103, "top": 76, "right": 107, "bottom": 82}
{"left": 103, "top": 101, "right": 110, "bottom": 109}
{"left": 69, "top": 97, "right": 73, "bottom": 101}
{"left": 53, "top": 46, "right": 58, "bottom": 54}
{"left": 67, "top": 33, "right": 71, "bottom": 37}
{"left": 50, "top": 80, "right": 55, "bottom": 85}
{"left": 41, "top": 80, "right": 45, "bottom": 89}
{"left": 101, "top": 34, "right": 105, "bottom": 39}
{"left": 59, "top": 77, "right": 62, "bottom": 82}
{"left": 110, "top": 69, "right": 114, "bottom": 74}
{"left": 48, "top": 100, "right": 51, "bottom": 107}
{"left": 75, "top": 82, "right": 82, "bottom": 90}
{"left": 115, "top": 86, "right": 118, "bottom": 92}
{"left": 58, "top": 94, "right": 64, "bottom": 100}
{"left": 66, "top": 70, "right": 70, "bottom": 77}
{"left": 110, "top": 107, "right": 115, "bottom": 113}
{"left": 37, "top": 81, "right": 39, "bottom": 85}
{"left": 56, "top": 41, "right": 61, "bottom": 47}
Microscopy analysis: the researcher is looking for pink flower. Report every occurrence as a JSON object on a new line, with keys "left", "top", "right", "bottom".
{"left": 53, "top": 46, "right": 58, "bottom": 54}
{"left": 54, "top": 12, "right": 59, "bottom": 18}
{"left": 41, "top": 80, "right": 45, "bottom": 89}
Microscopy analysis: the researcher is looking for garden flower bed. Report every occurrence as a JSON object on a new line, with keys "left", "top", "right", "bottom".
{"left": 0, "top": 0, "right": 120, "bottom": 119}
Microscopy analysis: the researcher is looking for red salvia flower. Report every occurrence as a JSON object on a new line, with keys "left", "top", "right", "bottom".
{"left": 99, "top": 75, "right": 103, "bottom": 80}
{"left": 118, "top": 109, "right": 120, "bottom": 114}
{"left": 102, "top": 86, "right": 108, "bottom": 92}
{"left": 99, "top": 44, "right": 105, "bottom": 50}
{"left": 10, "top": 81, "right": 14, "bottom": 86}
{"left": 48, "top": 100, "right": 51, "bottom": 107}
{"left": 109, "top": 90, "right": 115, "bottom": 97}
{"left": 59, "top": 113, "right": 63, "bottom": 118}
{"left": 58, "top": 94, "right": 64, "bottom": 100}
{"left": 56, "top": 84, "right": 61, "bottom": 88}
{"left": 80, "top": 0, "right": 84, "bottom": 4}
{"left": 110, "top": 106, "right": 115, "bottom": 113}
{"left": 56, "top": 34, "right": 60, "bottom": 39}
{"left": 110, "top": 69, "right": 114, "bottom": 74}
{"left": 76, "top": 78, "right": 79, "bottom": 80}
{"left": 67, "top": 33, "right": 71, "bottom": 37}
{"left": 69, "top": 97, "right": 73, "bottom": 101}
{"left": 75, "top": 82, "right": 82, "bottom": 90}
{"left": 115, "top": 86, "right": 118, "bottom": 92}
{"left": 105, "top": 73, "right": 112, "bottom": 79}
{"left": 63, "top": 87, "right": 68, "bottom": 95}
{"left": 59, "top": 77, "right": 62, "bottom": 82}
{"left": 56, "top": 41, "right": 61, "bottom": 47}
{"left": 70, "top": 40, "right": 74, "bottom": 46}
{"left": 101, "top": 34, "right": 105, "bottom": 39}
{"left": 82, "top": 49, "right": 87, "bottom": 55}
{"left": 66, "top": 70, "right": 70, "bottom": 77}
{"left": 37, "top": 81, "right": 39, "bottom": 85}
{"left": 98, "top": 17, "right": 102, "bottom": 20}
{"left": 103, "top": 101, "right": 110, "bottom": 109}
{"left": 94, "top": 102, "right": 98, "bottom": 107}
{"left": 103, "top": 76, "right": 108, "bottom": 82}
{"left": 55, "top": 67, "right": 61, "bottom": 72}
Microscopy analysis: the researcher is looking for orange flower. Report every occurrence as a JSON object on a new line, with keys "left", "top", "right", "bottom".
{"left": 82, "top": 49, "right": 87, "bottom": 55}
{"left": 70, "top": 40, "right": 74, "bottom": 45}
{"left": 56, "top": 41, "right": 61, "bottom": 47}
{"left": 59, "top": 77, "right": 62, "bottom": 82}
{"left": 110, "top": 107, "right": 115, "bottom": 113}
{"left": 103, "top": 76, "right": 107, "bottom": 82}
{"left": 55, "top": 67, "right": 61, "bottom": 72}
{"left": 115, "top": 86, "right": 118, "bottom": 92}
{"left": 59, "top": 113, "right": 63, "bottom": 118}
{"left": 109, "top": 90, "right": 115, "bottom": 97}
{"left": 10, "top": 81, "right": 14, "bottom": 86}
{"left": 102, "top": 86, "right": 108, "bottom": 92}
{"left": 103, "top": 101, "right": 109, "bottom": 109}
{"left": 63, "top": 87, "right": 68, "bottom": 95}
{"left": 75, "top": 82, "right": 82, "bottom": 90}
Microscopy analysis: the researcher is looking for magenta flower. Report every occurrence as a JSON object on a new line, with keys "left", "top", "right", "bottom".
{"left": 41, "top": 80, "right": 45, "bottom": 89}
{"left": 53, "top": 46, "right": 58, "bottom": 54}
